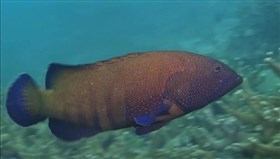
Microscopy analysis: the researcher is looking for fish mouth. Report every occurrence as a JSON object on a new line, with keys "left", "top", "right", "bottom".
{"left": 228, "top": 75, "right": 243, "bottom": 91}
{"left": 236, "top": 75, "right": 243, "bottom": 86}
{"left": 208, "top": 74, "right": 243, "bottom": 103}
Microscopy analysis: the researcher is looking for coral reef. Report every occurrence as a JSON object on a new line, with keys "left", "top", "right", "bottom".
{"left": 224, "top": 1, "right": 280, "bottom": 57}
{"left": 264, "top": 54, "right": 280, "bottom": 77}
{"left": 1, "top": 49, "right": 280, "bottom": 159}
{"left": 217, "top": 49, "right": 280, "bottom": 159}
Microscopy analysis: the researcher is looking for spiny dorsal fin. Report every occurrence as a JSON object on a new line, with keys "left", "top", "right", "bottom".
{"left": 92, "top": 52, "right": 152, "bottom": 67}
{"left": 45, "top": 52, "right": 155, "bottom": 89}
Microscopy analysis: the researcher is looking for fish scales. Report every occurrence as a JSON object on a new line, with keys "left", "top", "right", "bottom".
{"left": 6, "top": 51, "right": 242, "bottom": 141}
{"left": 47, "top": 52, "right": 186, "bottom": 128}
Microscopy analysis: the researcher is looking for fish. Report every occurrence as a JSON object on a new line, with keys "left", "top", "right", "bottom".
{"left": 6, "top": 51, "right": 242, "bottom": 141}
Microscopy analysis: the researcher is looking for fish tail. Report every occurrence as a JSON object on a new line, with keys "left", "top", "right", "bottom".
{"left": 6, "top": 73, "right": 47, "bottom": 127}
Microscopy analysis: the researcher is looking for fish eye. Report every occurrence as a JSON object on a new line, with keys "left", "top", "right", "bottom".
{"left": 214, "top": 65, "right": 221, "bottom": 72}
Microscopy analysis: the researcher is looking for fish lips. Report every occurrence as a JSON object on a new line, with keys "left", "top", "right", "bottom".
{"left": 209, "top": 74, "right": 243, "bottom": 103}
{"left": 235, "top": 75, "right": 243, "bottom": 86}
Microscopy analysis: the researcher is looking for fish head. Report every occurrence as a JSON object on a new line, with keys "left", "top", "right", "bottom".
{"left": 202, "top": 58, "right": 243, "bottom": 103}
{"left": 164, "top": 54, "right": 243, "bottom": 113}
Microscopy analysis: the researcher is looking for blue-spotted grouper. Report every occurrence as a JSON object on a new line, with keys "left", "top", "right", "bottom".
{"left": 6, "top": 51, "right": 242, "bottom": 141}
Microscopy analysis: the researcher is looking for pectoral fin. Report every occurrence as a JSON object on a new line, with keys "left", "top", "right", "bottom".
{"left": 133, "top": 102, "right": 171, "bottom": 126}
{"left": 134, "top": 99, "right": 185, "bottom": 136}
{"left": 134, "top": 115, "right": 154, "bottom": 126}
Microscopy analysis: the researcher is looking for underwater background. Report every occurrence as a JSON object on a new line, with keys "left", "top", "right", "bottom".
{"left": 1, "top": 0, "right": 280, "bottom": 159}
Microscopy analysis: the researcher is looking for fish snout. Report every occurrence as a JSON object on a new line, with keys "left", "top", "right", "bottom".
{"left": 236, "top": 75, "right": 243, "bottom": 85}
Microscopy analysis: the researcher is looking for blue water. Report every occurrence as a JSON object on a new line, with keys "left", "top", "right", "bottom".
{"left": 1, "top": 1, "right": 243, "bottom": 89}
{"left": 1, "top": 1, "right": 279, "bottom": 159}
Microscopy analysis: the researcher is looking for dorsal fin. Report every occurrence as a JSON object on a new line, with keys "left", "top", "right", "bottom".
{"left": 45, "top": 63, "right": 84, "bottom": 89}
{"left": 45, "top": 52, "right": 154, "bottom": 89}
{"left": 91, "top": 52, "right": 149, "bottom": 67}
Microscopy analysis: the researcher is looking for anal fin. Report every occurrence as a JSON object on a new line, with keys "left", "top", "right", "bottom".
{"left": 48, "top": 118, "right": 100, "bottom": 141}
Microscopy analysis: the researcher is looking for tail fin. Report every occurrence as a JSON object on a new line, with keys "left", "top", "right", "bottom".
{"left": 6, "top": 74, "right": 47, "bottom": 127}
